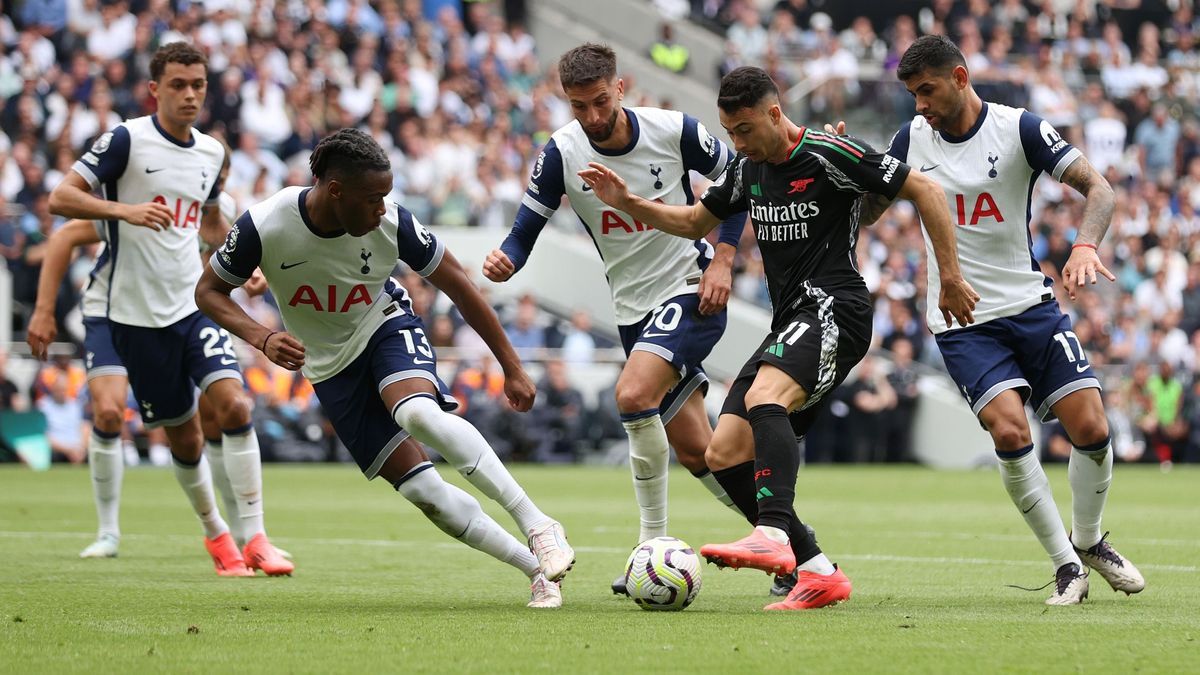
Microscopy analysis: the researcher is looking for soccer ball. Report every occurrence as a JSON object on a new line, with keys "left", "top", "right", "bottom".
{"left": 623, "top": 536, "right": 702, "bottom": 611}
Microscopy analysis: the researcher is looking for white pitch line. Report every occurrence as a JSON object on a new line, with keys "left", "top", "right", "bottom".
{"left": 1, "top": 530, "right": 1194, "bottom": 573}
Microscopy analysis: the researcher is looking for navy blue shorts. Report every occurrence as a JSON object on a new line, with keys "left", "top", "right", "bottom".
{"left": 83, "top": 316, "right": 126, "bottom": 380}
{"left": 312, "top": 314, "right": 457, "bottom": 479}
{"left": 935, "top": 300, "right": 1101, "bottom": 422}
{"left": 617, "top": 293, "right": 726, "bottom": 423}
{"left": 109, "top": 312, "right": 243, "bottom": 429}
{"left": 721, "top": 285, "right": 873, "bottom": 438}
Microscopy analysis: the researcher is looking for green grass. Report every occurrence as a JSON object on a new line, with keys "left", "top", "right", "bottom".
{"left": 1, "top": 463, "right": 1197, "bottom": 673}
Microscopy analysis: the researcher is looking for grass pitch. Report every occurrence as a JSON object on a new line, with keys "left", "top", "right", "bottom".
{"left": 1, "top": 463, "right": 1196, "bottom": 673}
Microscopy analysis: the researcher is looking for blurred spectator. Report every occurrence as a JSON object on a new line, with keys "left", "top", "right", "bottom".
{"left": 530, "top": 359, "right": 585, "bottom": 462}
{"left": 560, "top": 311, "right": 596, "bottom": 364}
{"left": 844, "top": 354, "right": 897, "bottom": 463}
{"left": 0, "top": 347, "right": 28, "bottom": 411}
{"left": 504, "top": 294, "right": 546, "bottom": 356}
{"left": 39, "top": 375, "right": 86, "bottom": 464}
{"left": 1145, "top": 360, "right": 1186, "bottom": 466}
{"left": 883, "top": 337, "right": 920, "bottom": 463}
{"left": 1134, "top": 103, "right": 1181, "bottom": 178}
{"left": 649, "top": 23, "right": 690, "bottom": 74}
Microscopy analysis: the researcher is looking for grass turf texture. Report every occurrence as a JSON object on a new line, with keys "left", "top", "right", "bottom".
{"left": 1, "top": 464, "right": 1196, "bottom": 673}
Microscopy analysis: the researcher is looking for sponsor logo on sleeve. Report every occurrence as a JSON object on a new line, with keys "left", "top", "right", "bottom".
{"left": 90, "top": 132, "right": 113, "bottom": 155}
{"left": 881, "top": 154, "right": 900, "bottom": 184}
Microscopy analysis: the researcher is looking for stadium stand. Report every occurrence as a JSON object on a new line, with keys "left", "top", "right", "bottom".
{"left": 1, "top": 0, "right": 1197, "bottom": 467}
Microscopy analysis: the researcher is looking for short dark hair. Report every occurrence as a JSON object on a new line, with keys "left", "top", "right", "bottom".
{"left": 897, "top": 35, "right": 966, "bottom": 81}
{"left": 716, "top": 67, "right": 779, "bottom": 114}
{"left": 558, "top": 43, "right": 617, "bottom": 89}
{"left": 309, "top": 128, "right": 391, "bottom": 181}
{"left": 149, "top": 41, "right": 208, "bottom": 82}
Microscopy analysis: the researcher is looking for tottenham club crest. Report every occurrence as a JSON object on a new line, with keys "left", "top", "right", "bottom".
{"left": 360, "top": 248, "right": 372, "bottom": 274}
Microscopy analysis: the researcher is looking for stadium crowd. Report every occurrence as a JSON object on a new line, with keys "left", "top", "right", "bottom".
{"left": 0, "top": 0, "right": 1198, "bottom": 466}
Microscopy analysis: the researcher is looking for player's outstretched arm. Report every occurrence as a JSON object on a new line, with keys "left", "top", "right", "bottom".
{"left": 482, "top": 249, "right": 516, "bottom": 282}
{"left": 25, "top": 219, "right": 100, "bottom": 361}
{"left": 578, "top": 162, "right": 721, "bottom": 239}
{"left": 195, "top": 267, "right": 306, "bottom": 371}
{"left": 898, "top": 170, "right": 980, "bottom": 327}
{"left": 49, "top": 172, "right": 174, "bottom": 231}
{"left": 698, "top": 242, "right": 735, "bottom": 315}
{"left": 426, "top": 249, "right": 536, "bottom": 412}
{"left": 1057, "top": 155, "right": 1117, "bottom": 301}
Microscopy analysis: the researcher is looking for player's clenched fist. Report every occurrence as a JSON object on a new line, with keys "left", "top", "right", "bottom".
{"left": 262, "top": 331, "right": 306, "bottom": 371}
{"left": 482, "top": 249, "right": 516, "bottom": 282}
{"left": 120, "top": 200, "right": 175, "bottom": 231}
{"left": 25, "top": 309, "right": 57, "bottom": 361}
{"left": 503, "top": 367, "right": 537, "bottom": 412}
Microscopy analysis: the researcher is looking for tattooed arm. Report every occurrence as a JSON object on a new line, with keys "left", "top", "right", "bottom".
{"left": 1058, "top": 154, "right": 1117, "bottom": 301}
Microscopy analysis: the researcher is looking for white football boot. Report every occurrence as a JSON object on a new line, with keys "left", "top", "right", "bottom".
{"left": 527, "top": 520, "right": 574, "bottom": 582}
{"left": 1073, "top": 532, "right": 1145, "bottom": 595}
{"left": 527, "top": 573, "right": 562, "bottom": 609}
{"left": 1045, "top": 562, "right": 1089, "bottom": 606}
{"left": 80, "top": 533, "right": 120, "bottom": 559}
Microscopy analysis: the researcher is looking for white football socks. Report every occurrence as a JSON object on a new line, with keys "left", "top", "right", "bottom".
{"left": 221, "top": 427, "right": 266, "bottom": 541}
{"left": 205, "top": 439, "right": 243, "bottom": 544}
{"left": 1069, "top": 439, "right": 1113, "bottom": 549}
{"left": 622, "top": 410, "right": 670, "bottom": 542}
{"left": 393, "top": 395, "right": 550, "bottom": 536}
{"left": 997, "top": 446, "right": 1079, "bottom": 570}
{"left": 172, "top": 455, "right": 228, "bottom": 539}
{"left": 89, "top": 430, "right": 123, "bottom": 540}
{"left": 695, "top": 469, "right": 740, "bottom": 514}
{"left": 396, "top": 463, "right": 540, "bottom": 578}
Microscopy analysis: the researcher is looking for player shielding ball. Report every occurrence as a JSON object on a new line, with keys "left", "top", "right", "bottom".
{"left": 482, "top": 43, "right": 747, "bottom": 595}
{"left": 581, "top": 66, "right": 978, "bottom": 610}
{"left": 196, "top": 129, "right": 575, "bottom": 608}
{"left": 861, "top": 35, "right": 1144, "bottom": 604}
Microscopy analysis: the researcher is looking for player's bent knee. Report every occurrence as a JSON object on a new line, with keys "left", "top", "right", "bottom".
{"left": 705, "top": 439, "right": 750, "bottom": 470}
{"left": 215, "top": 392, "right": 254, "bottom": 428}
{"left": 988, "top": 422, "right": 1031, "bottom": 452}
{"left": 92, "top": 405, "right": 125, "bottom": 435}
{"left": 392, "top": 395, "right": 444, "bottom": 439}
{"left": 614, "top": 382, "right": 659, "bottom": 414}
{"left": 673, "top": 442, "right": 708, "bottom": 472}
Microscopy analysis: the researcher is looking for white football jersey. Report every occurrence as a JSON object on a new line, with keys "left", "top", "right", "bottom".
{"left": 210, "top": 186, "right": 444, "bottom": 383}
{"left": 887, "top": 102, "right": 1082, "bottom": 333}
{"left": 505, "top": 107, "right": 736, "bottom": 325}
{"left": 72, "top": 115, "right": 225, "bottom": 328}
{"left": 81, "top": 190, "right": 238, "bottom": 320}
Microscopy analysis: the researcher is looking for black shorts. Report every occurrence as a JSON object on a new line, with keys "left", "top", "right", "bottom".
{"left": 720, "top": 284, "right": 872, "bottom": 438}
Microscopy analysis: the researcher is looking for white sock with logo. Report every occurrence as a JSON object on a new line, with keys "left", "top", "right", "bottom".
{"left": 997, "top": 446, "right": 1079, "bottom": 570}
{"left": 172, "top": 455, "right": 228, "bottom": 539}
{"left": 222, "top": 427, "right": 266, "bottom": 541}
{"left": 396, "top": 464, "right": 540, "bottom": 578}
{"left": 393, "top": 395, "right": 549, "bottom": 535}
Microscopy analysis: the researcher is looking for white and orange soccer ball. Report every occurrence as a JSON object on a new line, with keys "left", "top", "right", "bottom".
{"left": 622, "top": 536, "right": 702, "bottom": 611}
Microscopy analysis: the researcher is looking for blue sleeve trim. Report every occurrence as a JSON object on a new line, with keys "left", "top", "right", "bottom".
{"left": 76, "top": 125, "right": 131, "bottom": 188}
{"left": 524, "top": 139, "right": 566, "bottom": 211}
{"left": 213, "top": 210, "right": 262, "bottom": 283}
{"left": 1019, "top": 110, "right": 1077, "bottom": 177}
{"left": 395, "top": 205, "right": 442, "bottom": 276}
{"left": 715, "top": 212, "right": 745, "bottom": 248}
{"left": 886, "top": 123, "right": 911, "bottom": 163}
{"left": 680, "top": 114, "right": 725, "bottom": 179}
{"left": 500, "top": 204, "right": 550, "bottom": 272}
